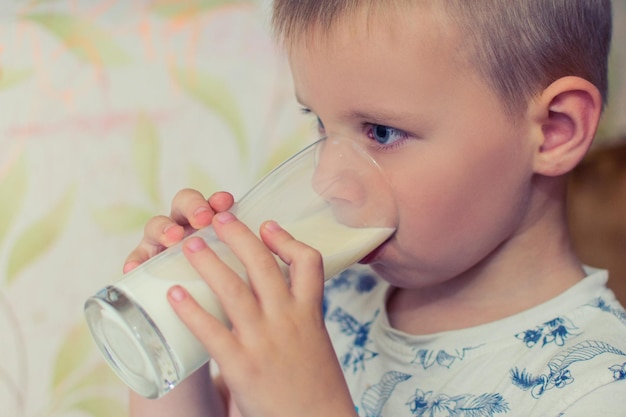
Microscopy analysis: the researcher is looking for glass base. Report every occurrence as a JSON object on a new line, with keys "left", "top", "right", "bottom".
{"left": 84, "top": 286, "right": 180, "bottom": 399}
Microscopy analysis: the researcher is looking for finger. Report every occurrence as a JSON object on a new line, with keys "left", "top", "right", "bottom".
{"left": 211, "top": 212, "right": 291, "bottom": 305}
{"left": 170, "top": 188, "right": 214, "bottom": 230}
{"left": 123, "top": 215, "right": 185, "bottom": 273}
{"left": 207, "top": 191, "right": 235, "bottom": 212}
{"left": 144, "top": 215, "right": 187, "bottom": 246}
{"left": 182, "top": 235, "right": 263, "bottom": 329}
{"left": 260, "top": 220, "right": 325, "bottom": 304}
{"left": 167, "top": 285, "right": 239, "bottom": 363}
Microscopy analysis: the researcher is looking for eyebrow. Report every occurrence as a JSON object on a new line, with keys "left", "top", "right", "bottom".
{"left": 339, "top": 109, "right": 419, "bottom": 125}
{"left": 296, "top": 96, "right": 421, "bottom": 125}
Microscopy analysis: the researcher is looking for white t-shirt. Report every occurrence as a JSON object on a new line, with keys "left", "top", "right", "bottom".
{"left": 323, "top": 266, "right": 626, "bottom": 417}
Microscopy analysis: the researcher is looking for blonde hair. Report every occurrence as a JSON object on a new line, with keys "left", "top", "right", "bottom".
{"left": 272, "top": 0, "right": 612, "bottom": 116}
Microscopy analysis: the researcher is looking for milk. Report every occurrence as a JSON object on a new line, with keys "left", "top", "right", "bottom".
{"left": 114, "top": 208, "right": 394, "bottom": 377}
{"left": 86, "top": 137, "right": 400, "bottom": 398}
{"left": 282, "top": 209, "right": 394, "bottom": 279}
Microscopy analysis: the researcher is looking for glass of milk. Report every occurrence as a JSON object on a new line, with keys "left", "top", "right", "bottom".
{"left": 84, "top": 136, "right": 398, "bottom": 399}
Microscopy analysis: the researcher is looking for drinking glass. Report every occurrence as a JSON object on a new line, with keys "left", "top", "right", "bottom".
{"left": 84, "top": 136, "right": 398, "bottom": 399}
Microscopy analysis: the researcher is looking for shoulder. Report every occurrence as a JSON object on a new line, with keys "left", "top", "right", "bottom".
{"left": 508, "top": 287, "right": 626, "bottom": 414}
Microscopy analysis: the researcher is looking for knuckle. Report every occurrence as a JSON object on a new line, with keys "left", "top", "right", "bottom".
{"left": 298, "top": 245, "right": 323, "bottom": 267}
{"left": 138, "top": 240, "right": 164, "bottom": 259}
{"left": 173, "top": 188, "right": 205, "bottom": 207}
{"left": 252, "top": 252, "right": 280, "bottom": 275}
{"left": 217, "top": 275, "right": 248, "bottom": 299}
{"left": 173, "top": 187, "right": 199, "bottom": 200}
{"left": 143, "top": 215, "right": 166, "bottom": 235}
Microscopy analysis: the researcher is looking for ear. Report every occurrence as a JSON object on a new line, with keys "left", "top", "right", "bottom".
{"left": 531, "top": 76, "right": 603, "bottom": 177}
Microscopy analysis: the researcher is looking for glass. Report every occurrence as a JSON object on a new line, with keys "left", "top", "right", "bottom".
{"left": 84, "top": 137, "right": 398, "bottom": 399}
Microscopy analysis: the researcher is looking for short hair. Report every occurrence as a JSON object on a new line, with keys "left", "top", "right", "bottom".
{"left": 272, "top": 0, "right": 613, "bottom": 117}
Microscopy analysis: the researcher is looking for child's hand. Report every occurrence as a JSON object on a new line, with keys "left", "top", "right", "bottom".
{"left": 167, "top": 212, "right": 357, "bottom": 417}
{"left": 123, "top": 189, "right": 234, "bottom": 273}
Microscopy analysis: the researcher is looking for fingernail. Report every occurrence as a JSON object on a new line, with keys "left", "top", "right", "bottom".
{"left": 264, "top": 220, "right": 282, "bottom": 233}
{"left": 193, "top": 206, "right": 212, "bottom": 223}
{"left": 185, "top": 236, "right": 206, "bottom": 253}
{"left": 168, "top": 285, "right": 187, "bottom": 302}
{"left": 215, "top": 211, "right": 236, "bottom": 224}
{"left": 163, "top": 224, "right": 180, "bottom": 240}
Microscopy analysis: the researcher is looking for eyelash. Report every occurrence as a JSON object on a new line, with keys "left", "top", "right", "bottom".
{"left": 300, "top": 108, "right": 325, "bottom": 136}
{"left": 366, "top": 125, "right": 409, "bottom": 151}
{"left": 299, "top": 107, "right": 410, "bottom": 152}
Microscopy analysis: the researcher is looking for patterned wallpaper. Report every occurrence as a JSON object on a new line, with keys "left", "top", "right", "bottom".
{"left": 0, "top": 1, "right": 624, "bottom": 417}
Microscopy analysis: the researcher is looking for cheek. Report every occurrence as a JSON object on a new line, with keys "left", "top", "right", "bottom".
{"left": 390, "top": 141, "right": 531, "bottom": 274}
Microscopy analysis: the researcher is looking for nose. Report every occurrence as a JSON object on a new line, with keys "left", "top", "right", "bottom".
{"left": 312, "top": 138, "right": 367, "bottom": 205}
{"left": 311, "top": 137, "right": 397, "bottom": 228}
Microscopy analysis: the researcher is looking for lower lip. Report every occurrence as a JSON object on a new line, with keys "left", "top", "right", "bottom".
{"left": 358, "top": 242, "right": 386, "bottom": 264}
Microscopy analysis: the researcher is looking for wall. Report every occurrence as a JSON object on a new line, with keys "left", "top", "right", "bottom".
{"left": 0, "top": 1, "right": 624, "bottom": 417}
{"left": 0, "top": 1, "right": 311, "bottom": 416}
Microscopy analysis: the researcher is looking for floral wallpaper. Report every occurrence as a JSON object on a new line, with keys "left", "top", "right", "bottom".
{"left": 0, "top": 1, "right": 624, "bottom": 417}
{"left": 0, "top": 1, "right": 311, "bottom": 416}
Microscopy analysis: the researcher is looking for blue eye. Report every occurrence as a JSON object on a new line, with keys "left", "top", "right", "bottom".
{"left": 369, "top": 124, "right": 407, "bottom": 146}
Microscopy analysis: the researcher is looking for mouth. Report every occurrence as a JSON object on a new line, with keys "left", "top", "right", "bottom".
{"left": 358, "top": 236, "right": 391, "bottom": 264}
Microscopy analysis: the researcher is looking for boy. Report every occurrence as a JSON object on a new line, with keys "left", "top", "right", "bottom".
{"left": 127, "top": 1, "right": 625, "bottom": 416}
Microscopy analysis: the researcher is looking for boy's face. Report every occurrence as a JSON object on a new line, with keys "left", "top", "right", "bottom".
{"left": 287, "top": 6, "right": 538, "bottom": 288}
